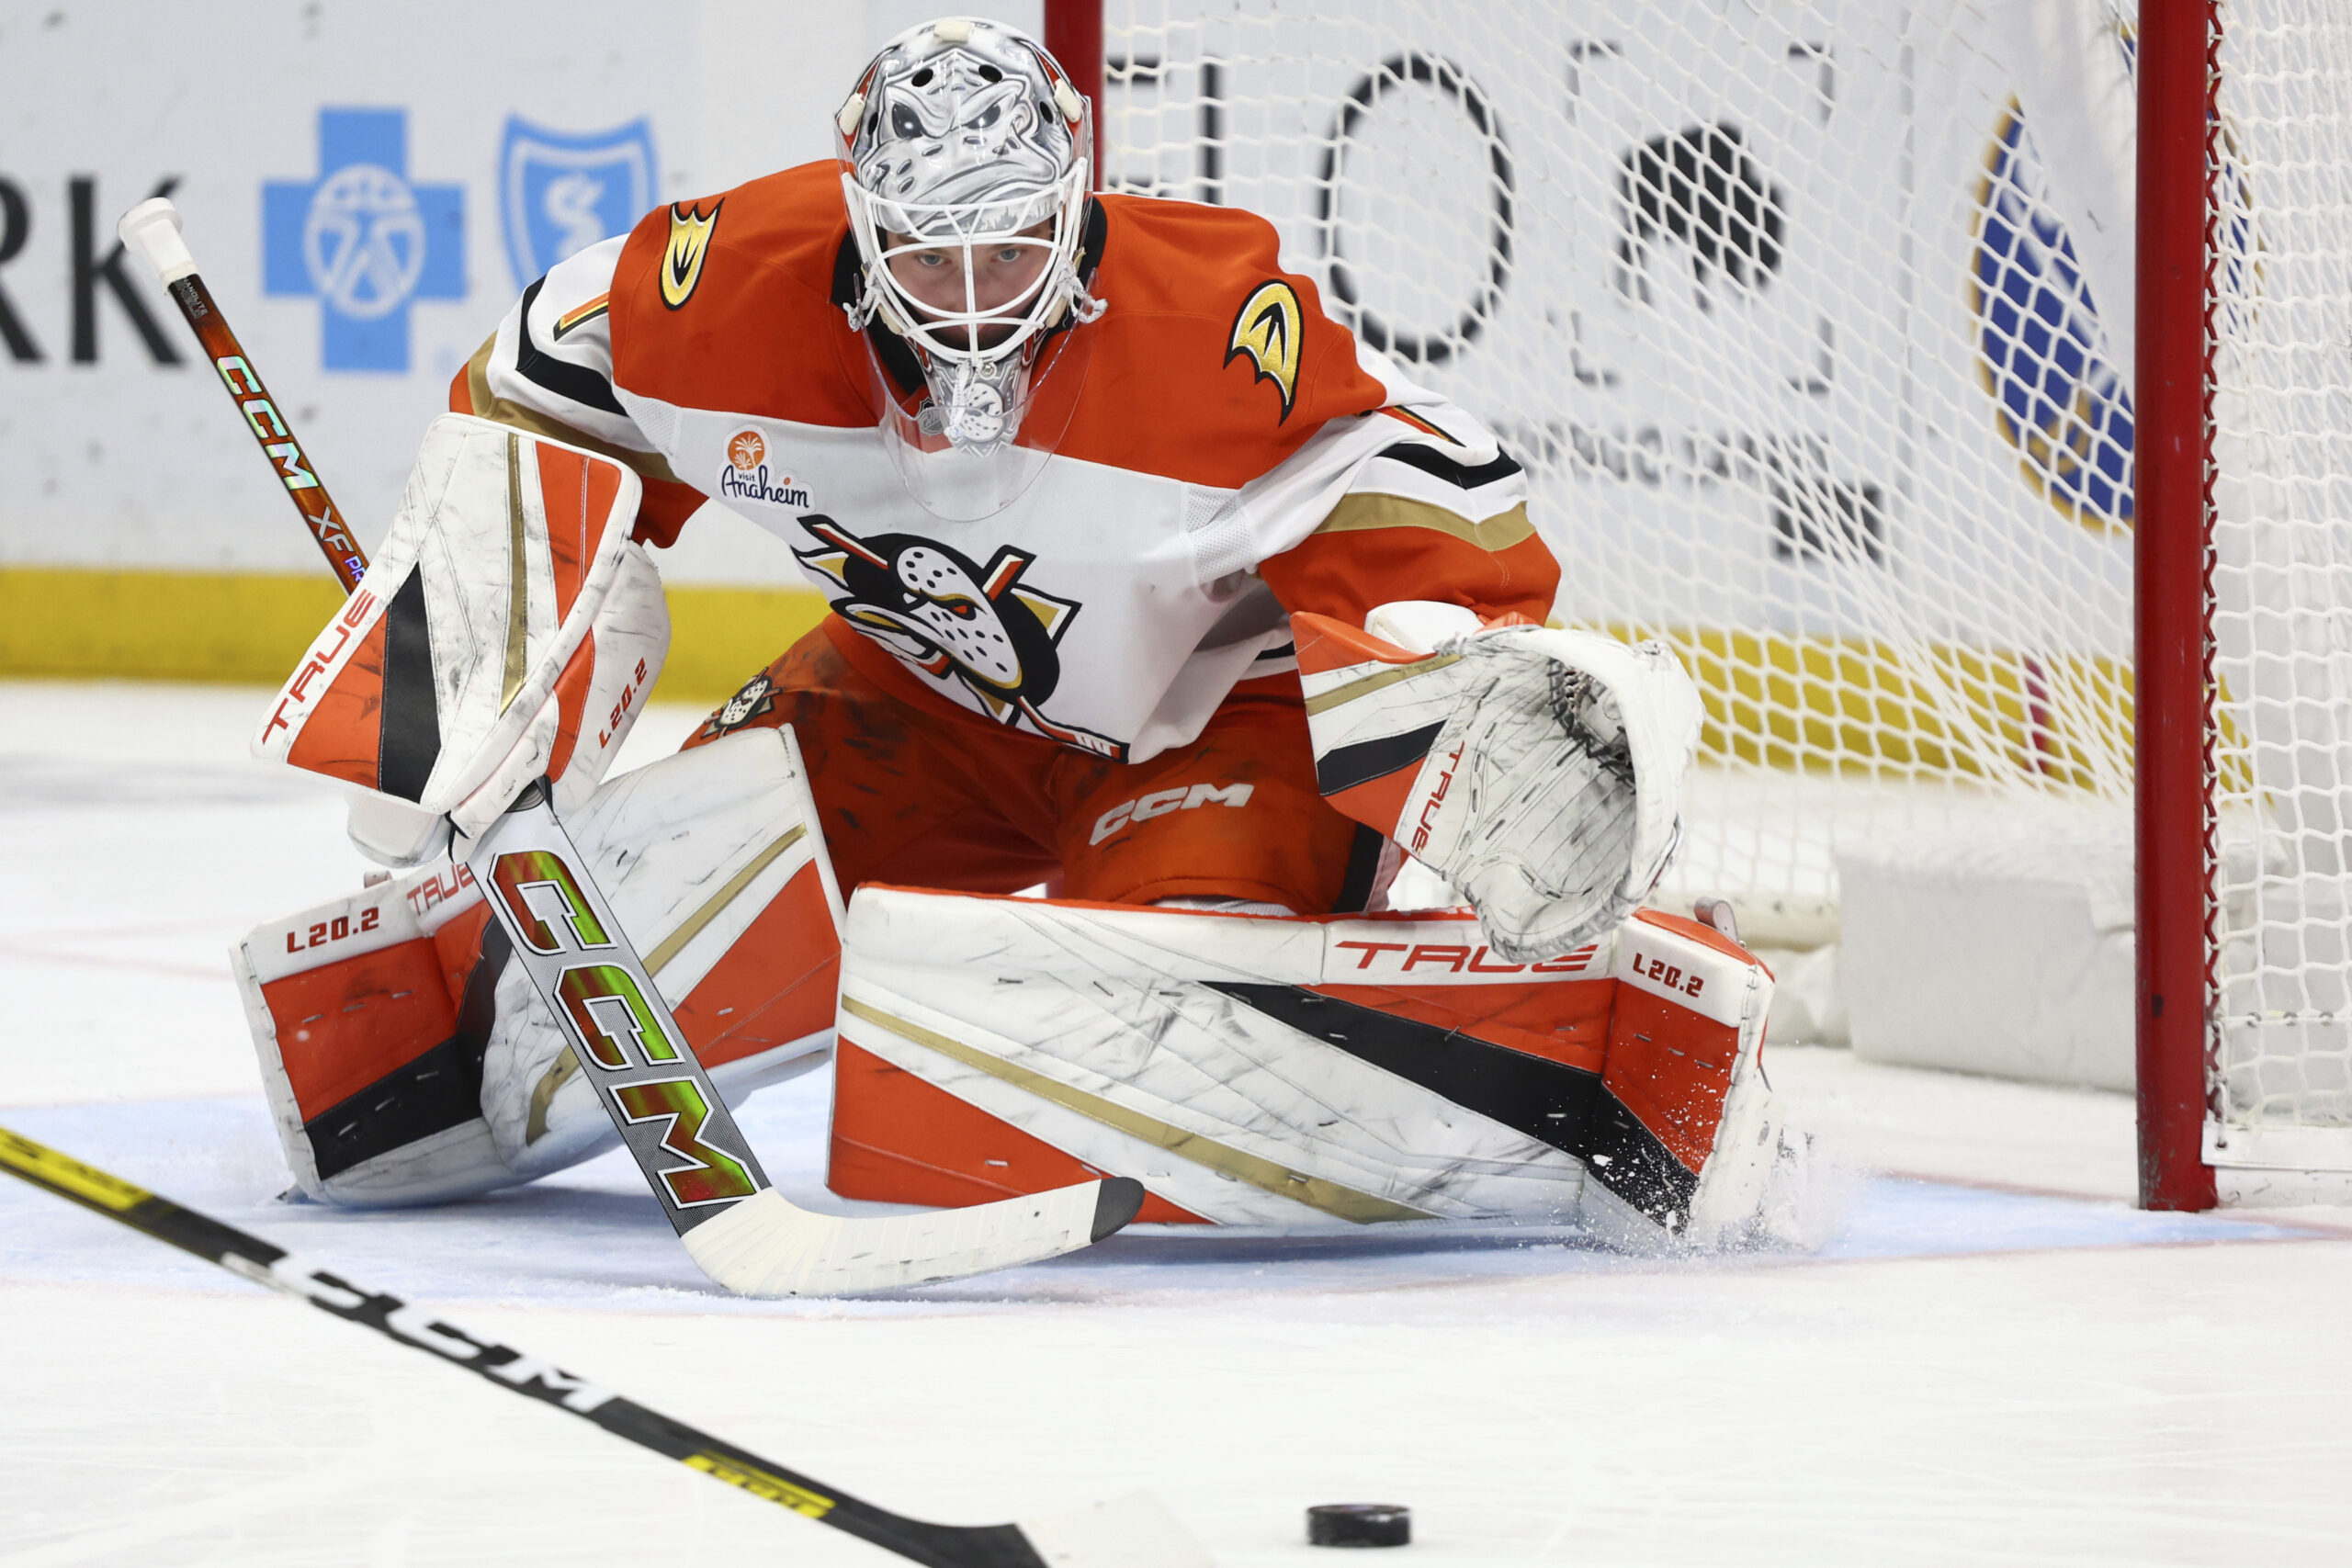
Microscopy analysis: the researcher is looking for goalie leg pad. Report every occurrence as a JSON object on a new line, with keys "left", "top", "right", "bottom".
{"left": 235, "top": 728, "right": 843, "bottom": 1205}
{"left": 1594, "top": 909, "right": 1788, "bottom": 1243}
{"left": 831, "top": 887, "right": 1614, "bottom": 1227}
{"left": 830, "top": 888, "right": 1791, "bottom": 1245}
{"left": 232, "top": 874, "right": 509, "bottom": 1206}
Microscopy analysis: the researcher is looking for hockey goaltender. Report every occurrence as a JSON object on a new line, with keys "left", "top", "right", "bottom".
{"left": 230, "top": 17, "right": 1806, "bottom": 1286}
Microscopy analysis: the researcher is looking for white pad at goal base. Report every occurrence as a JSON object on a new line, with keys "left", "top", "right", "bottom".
{"left": 1841, "top": 826, "right": 2134, "bottom": 1092}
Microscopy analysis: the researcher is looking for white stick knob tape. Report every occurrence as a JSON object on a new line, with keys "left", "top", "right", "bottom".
{"left": 118, "top": 197, "right": 198, "bottom": 285}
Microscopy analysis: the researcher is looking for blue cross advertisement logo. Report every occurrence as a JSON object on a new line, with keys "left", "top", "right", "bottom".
{"left": 499, "top": 116, "right": 657, "bottom": 288}
{"left": 264, "top": 108, "right": 464, "bottom": 373}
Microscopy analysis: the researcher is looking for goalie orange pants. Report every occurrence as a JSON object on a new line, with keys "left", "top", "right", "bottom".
{"left": 682, "top": 618, "right": 1389, "bottom": 913}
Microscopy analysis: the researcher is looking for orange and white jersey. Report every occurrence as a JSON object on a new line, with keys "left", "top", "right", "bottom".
{"left": 457, "top": 162, "right": 1555, "bottom": 763}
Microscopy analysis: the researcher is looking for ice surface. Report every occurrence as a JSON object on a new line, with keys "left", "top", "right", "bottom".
{"left": 6, "top": 682, "right": 2351, "bottom": 1565}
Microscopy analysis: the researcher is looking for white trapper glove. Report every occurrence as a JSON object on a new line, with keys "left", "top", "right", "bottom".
{"left": 1297, "top": 601, "right": 1704, "bottom": 962}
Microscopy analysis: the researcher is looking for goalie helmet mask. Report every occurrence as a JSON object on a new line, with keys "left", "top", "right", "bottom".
{"left": 836, "top": 17, "right": 1104, "bottom": 521}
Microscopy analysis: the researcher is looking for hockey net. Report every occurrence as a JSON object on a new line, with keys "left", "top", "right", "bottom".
{"left": 1069, "top": 0, "right": 2352, "bottom": 1193}
{"left": 2206, "top": 5, "right": 2352, "bottom": 1186}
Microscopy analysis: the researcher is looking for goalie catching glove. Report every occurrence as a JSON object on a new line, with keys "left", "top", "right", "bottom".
{"left": 1296, "top": 603, "right": 1705, "bottom": 962}
{"left": 252, "top": 412, "right": 667, "bottom": 865}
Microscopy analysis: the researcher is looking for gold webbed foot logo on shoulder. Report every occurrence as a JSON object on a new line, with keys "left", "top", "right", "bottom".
{"left": 661, "top": 200, "right": 721, "bottom": 310}
{"left": 1226, "top": 279, "right": 1303, "bottom": 421}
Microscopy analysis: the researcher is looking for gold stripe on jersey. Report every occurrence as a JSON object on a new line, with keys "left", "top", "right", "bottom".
{"left": 1310, "top": 494, "right": 1536, "bottom": 551}
{"left": 552, "top": 292, "right": 611, "bottom": 342}
{"left": 1302, "top": 652, "right": 1464, "bottom": 717}
{"left": 462, "top": 337, "right": 686, "bottom": 490}
{"left": 1378, "top": 406, "right": 1452, "bottom": 440}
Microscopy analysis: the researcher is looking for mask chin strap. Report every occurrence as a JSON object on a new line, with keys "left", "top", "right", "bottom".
{"left": 839, "top": 281, "right": 904, "bottom": 337}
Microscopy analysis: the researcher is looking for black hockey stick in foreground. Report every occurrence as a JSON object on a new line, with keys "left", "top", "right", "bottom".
{"left": 0, "top": 1125, "right": 1207, "bottom": 1566}
{"left": 113, "top": 195, "right": 1144, "bottom": 1300}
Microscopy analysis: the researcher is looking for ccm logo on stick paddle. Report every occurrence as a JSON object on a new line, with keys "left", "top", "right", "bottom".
{"left": 487, "top": 847, "right": 758, "bottom": 1208}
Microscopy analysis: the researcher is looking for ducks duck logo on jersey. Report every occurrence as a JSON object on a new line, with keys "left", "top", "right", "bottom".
{"left": 700, "top": 671, "right": 777, "bottom": 739}
{"left": 794, "top": 517, "right": 1123, "bottom": 757}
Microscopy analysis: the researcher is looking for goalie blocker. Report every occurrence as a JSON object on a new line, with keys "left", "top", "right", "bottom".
{"left": 829, "top": 886, "right": 1799, "bottom": 1244}
{"left": 251, "top": 412, "right": 669, "bottom": 868}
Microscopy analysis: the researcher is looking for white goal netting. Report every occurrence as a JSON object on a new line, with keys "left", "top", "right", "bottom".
{"left": 1095, "top": 0, "right": 2352, "bottom": 1166}
{"left": 2209, "top": 3, "right": 2352, "bottom": 1169}
{"left": 1102, "top": 0, "right": 2140, "bottom": 940}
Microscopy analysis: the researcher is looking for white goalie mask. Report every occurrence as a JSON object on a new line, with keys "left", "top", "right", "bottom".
{"left": 836, "top": 17, "right": 1103, "bottom": 520}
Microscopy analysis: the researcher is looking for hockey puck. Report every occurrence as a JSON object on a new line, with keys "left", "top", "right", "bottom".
{"left": 1307, "top": 1503, "right": 1410, "bottom": 1547}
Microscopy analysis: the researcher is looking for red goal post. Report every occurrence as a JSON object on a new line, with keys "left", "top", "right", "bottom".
{"left": 2134, "top": 5, "right": 2216, "bottom": 1211}
{"left": 1045, "top": 0, "right": 2352, "bottom": 1212}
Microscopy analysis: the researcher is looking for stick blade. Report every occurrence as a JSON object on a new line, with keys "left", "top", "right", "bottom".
{"left": 1016, "top": 1491, "right": 1215, "bottom": 1568}
{"left": 682, "top": 1178, "right": 1143, "bottom": 1298}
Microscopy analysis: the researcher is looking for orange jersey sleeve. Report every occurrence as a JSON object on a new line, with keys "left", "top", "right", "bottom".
{"left": 1258, "top": 407, "right": 1559, "bottom": 627}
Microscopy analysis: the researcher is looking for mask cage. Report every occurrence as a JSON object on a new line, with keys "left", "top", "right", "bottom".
{"left": 842, "top": 161, "right": 1093, "bottom": 366}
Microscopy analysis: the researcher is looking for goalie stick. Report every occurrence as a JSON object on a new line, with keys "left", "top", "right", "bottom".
{"left": 117, "top": 196, "right": 1146, "bottom": 1296}
{"left": 0, "top": 1126, "right": 1207, "bottom": 1567}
